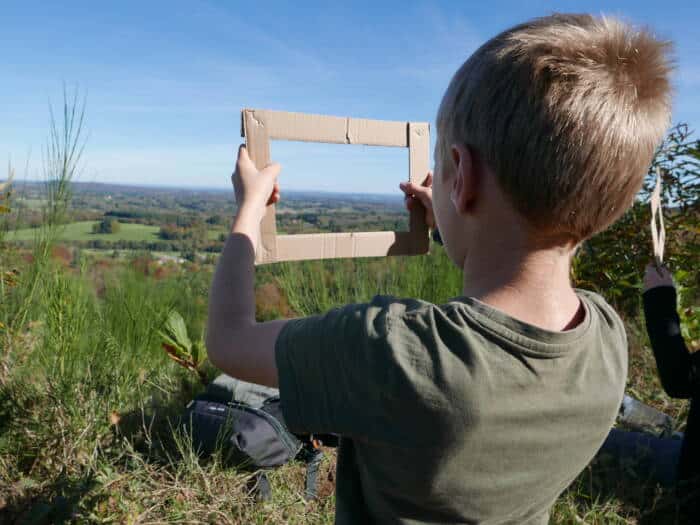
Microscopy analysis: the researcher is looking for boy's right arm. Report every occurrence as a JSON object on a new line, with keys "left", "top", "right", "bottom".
{"left": 206, "top": 146, "right": 286, "bottom": 388}
{"left": 642, "top": 263, "right": 696, "bottom": 398}
{"left": 207, "top": 148, "right": 423, "bottom": 436}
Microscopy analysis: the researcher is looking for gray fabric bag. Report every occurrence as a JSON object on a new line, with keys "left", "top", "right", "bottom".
{"left": 182, "top": 375, "right": 332, "bottom": 500}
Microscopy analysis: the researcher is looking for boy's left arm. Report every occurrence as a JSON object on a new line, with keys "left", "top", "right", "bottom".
{"left": 206, "top": 145, "right": 286, "bottom": 388}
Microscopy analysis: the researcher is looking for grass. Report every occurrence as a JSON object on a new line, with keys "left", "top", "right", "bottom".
{"left": 7, "top": 220, "right": 161, "bottom": 243}
{"left": 14, "top": 198, "right": 45, "bottom": 210}
{"left": 207, "top": 228, "right": 227, "bottom": 241}
{"left": 8, "top": 220, "right": 227, "bottom": 245}
{"left": 1, "top": 96, "right": 696, "bottom": 523}
{"left": 0, "top": 245, "right": 696, "bottom": 524}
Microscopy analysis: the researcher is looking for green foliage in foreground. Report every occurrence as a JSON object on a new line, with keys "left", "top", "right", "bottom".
{"left": 0, "top": 247, "right": 695, "bottom": 523}
{"left": 0, "top": 93, "right": 696, "bottom": 522}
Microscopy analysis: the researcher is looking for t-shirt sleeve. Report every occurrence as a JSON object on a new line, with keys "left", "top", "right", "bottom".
{"left": 275, "top": 297, "right": 399, "bottom": 439}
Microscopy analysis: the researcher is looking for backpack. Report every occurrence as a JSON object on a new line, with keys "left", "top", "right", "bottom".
{"left": 181, "top": 375, "right": 337, "bottom": 501}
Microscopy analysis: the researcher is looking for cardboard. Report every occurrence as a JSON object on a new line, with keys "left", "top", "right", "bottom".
{"left": 241, "top": 108, "right": 431, "bottom": 264}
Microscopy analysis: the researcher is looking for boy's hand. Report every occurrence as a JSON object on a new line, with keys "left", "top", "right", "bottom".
{"left": 400, "top": 172, "right": 434, "bottom": 229}
{"left": 232, "top": 145, "right": 281, "bottom": 223}
{"left": 643, "top": 263, "right": 675, "bottom": 292}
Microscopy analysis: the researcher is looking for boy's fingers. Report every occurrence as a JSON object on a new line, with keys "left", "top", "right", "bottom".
{"left": 403, "top": 183, "right": 431, "bottom": 207}
{"left": 400, "top": 181, "right": 428, "bottom": 196}
{"left": 267, "top": 191, "right": 280, "bottom": 205}
{"left": 266, "top": 182, "right": 281, "bottom": 205}
{"left": 422, "top": 172, "right": 433, "bottom": 187}
{"left": 404, "top": 195, "right": 415, "bottom": 211}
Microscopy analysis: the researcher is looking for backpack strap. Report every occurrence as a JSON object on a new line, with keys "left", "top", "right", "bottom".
{"left": 247, "top": 471, "right": 272, "bottom": 502}
{"left": 246, "top": 449, "right": 323, "bottom": 502}
{"left": 303, "top": 448, "right": 324, "bottom": 501}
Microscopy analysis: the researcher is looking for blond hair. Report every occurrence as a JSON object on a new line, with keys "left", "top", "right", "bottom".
{"left": 436, "top": 13, "right": 673, "bottom": 240}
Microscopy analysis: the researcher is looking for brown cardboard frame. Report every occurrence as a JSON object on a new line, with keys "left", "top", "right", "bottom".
{"left": 241, "top": 108, "right": 430, "bottom": 264}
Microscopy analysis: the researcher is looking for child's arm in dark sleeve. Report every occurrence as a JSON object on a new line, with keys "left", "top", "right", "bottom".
{"left": 643, "top": 286, "right": 696, "bottom": 398}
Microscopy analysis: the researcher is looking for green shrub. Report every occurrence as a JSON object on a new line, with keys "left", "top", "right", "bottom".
{"left": 573, "top": 124, "right": 699, "bottom": 319}
{"left": 92, "top": 217, "right": 120, "bottom": 234}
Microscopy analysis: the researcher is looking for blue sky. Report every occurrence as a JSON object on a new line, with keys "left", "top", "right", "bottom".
{"left": 2, "top": 0, "right": 699, "bottom": 194}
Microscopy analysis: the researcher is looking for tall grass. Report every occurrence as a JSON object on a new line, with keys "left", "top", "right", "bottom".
{"left": 2, "top": 253, "right": 695, "bottom": 521}
{"left": 5, "top": 88, "right": 86, "bottom": 334}
{"left": 0, "top": 93, "right": 227, "bottom": 522}
{"left": 275, "top": 245, "right": 462, "bottom": 316}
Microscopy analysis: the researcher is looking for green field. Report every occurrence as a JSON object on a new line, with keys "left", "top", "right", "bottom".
{"left": 8, "top": 220, "right": 227, "bottom": 244}
{"left": 7, "top": 220, "right": 161, "bottom": 242}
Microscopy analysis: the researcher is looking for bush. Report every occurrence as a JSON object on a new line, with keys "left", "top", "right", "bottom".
{"left": 573, "top": 124, "right": 699, "bottom": 317}
{"left": 92, "top": 217, "right": 121, "bottom": 234}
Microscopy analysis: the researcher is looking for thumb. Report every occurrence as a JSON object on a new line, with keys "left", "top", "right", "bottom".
{"left": 236, "top": 144, "right": 256, "bottom": 172}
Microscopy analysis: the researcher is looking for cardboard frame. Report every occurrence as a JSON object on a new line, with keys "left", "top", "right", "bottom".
{"left": 241, "top": 108, "right": 430, "bottom": 264}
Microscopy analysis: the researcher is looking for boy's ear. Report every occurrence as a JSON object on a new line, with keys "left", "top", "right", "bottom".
{"left": 450, "top": 144, "right": 478, "bottom": 215}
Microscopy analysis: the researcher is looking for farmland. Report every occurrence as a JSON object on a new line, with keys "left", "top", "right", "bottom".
{"left": 3, "top": 182, "right": 407, "bottom": 256}
{"left": 7, "top": 220, "right": 161, "bottom": 242}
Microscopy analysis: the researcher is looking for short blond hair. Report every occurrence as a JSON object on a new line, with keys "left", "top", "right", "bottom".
{"left": 436, "top": 13, "right": 673, "bottom": 240}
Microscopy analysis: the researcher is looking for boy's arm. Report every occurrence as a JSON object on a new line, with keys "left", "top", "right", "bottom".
{"left": 207, "top": 147, "right": 435, "bottom": 438}
{"left": 206, "top": 146, "right": 286, "bottom": 388}
{"left": 642, "top": 264, "right": 695, "bottom": 398}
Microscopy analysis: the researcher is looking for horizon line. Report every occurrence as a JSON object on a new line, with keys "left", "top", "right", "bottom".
{"left": 5, "top": 177, "right": 405, "bottom": 198}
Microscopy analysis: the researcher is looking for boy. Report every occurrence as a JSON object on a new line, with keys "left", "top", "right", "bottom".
{"left": 207, "top": 13, "right": 673, "bottom": 524}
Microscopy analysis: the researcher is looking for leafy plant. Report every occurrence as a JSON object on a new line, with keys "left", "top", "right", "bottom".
{"left": 158, "top": 310, "right": 207, "bottom": 385}
{"left": 573, "top": 123, "right": 699, "bottom": 316}
{"left": 676, "top": 269, "right": 700, "bottom": 350}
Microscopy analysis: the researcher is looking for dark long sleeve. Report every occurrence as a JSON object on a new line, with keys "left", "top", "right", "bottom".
{"left": 644, "top": 287, "right": 700, "bottom": 493}
{"left": 643, "top": 286, "right": 697, "bottom": 399}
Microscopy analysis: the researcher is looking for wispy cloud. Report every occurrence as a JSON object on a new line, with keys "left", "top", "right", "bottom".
{"left": 191, "top": 1, "right": 332, "bottom": 77}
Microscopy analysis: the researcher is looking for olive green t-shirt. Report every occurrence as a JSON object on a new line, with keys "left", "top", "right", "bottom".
{"left": 275, "top": 290, "right": 627, "bottom": 524}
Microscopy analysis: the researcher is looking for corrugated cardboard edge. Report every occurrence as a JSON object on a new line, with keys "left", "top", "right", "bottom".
{"left": 408, "top": 122, "right": 431, "bottom": 254}
{"left": 240, "top": 108, "right": 430, "bottom": 264}
{"left": 242, "top": 109, "right": 277, "bottom": 262}
{"left": 242, "top": 108, "right": 409, "bottom": 147}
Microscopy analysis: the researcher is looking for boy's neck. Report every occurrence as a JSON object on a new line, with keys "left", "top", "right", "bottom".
{"left": 462, "top": 239, "right": 583, "bottom": 332}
